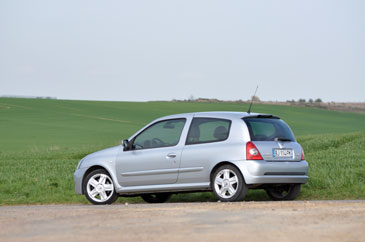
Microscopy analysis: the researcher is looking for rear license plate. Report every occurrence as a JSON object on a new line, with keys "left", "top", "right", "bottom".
{"left": 273, "top": 148, "right": 293, "bottom": 158}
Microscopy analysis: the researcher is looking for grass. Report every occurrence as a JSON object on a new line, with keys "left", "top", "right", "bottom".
{"left": 0, "top": 98, "right": 364, "bottom": 205}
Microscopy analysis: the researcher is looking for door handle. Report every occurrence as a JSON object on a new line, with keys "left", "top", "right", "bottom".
{"left": 166, "top": 153, "right": 177, "bottom": 159}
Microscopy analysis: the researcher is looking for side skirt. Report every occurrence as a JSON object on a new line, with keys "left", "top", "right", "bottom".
{"left": 115, "top": 182, "right": 211, "bottom": 195}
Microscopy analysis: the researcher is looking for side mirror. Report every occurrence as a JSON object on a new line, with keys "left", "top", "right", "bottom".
{"left": 122, "top": 139, "right": 130, "bottom": 151}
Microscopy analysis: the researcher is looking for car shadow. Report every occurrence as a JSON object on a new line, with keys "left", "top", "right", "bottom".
{"left": 115, "top": 190, "right": 272, "bottom": 204}
{"left": 169, "top": 190, "right": 272, "bottom": 203}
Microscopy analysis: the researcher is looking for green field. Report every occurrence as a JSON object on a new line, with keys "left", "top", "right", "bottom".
{"left": 0, "top": 98, "right": 365, "bottom": 205}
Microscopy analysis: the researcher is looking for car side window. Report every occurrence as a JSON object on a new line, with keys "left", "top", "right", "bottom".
{"left": 133, "top": 119, "right": 186, "bottom": 150}
{"left": 186, "top": 118, "right": 231, "bottom": 145}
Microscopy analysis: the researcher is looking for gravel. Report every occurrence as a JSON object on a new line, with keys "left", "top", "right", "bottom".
{"left": 1, "top": 200, "right": 364, "bottom": 242}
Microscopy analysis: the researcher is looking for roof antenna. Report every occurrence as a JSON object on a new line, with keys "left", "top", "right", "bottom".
{"left": 247, "top": 85, "right": 258, "bottom": 114}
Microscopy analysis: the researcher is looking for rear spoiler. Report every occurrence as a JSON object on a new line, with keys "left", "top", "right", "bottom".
{"left": 242, "top": 115, "right": 280, "bottom": 119}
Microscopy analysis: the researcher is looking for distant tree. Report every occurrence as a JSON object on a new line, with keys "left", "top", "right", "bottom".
{"left": 188, "top": 95, "right": 195, "bottom": 101}
{"left": 308, "top": 98, "right": 313, "bottom": 103}
{"left": 298, "top": 98, "right": 306, "bottom": 103}
{"left": 315, "top": 98, "right": 322, "bottom": 103}
{"left": 251, "top": 95, "right": 260, "bottom": 102}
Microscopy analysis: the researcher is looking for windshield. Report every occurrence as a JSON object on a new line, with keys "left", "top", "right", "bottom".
{"left": 243, "top": 118, "right": 296, "bottom": 142}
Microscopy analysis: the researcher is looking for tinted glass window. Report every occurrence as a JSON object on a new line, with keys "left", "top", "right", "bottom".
{"left": 133, "top": 119, "right": 186, "bottom": 149}
{"left": 243, "top": 118, "right": 295, "bottom": 141}
{"left": 186, "top": 118, "right": 231, "bottom": 145}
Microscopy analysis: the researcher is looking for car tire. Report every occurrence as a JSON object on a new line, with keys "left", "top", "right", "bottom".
{"left": 83, "top": 169, "right": 118, "bottom": 205}
{"left": 141, "top": 193, "right": 172, "bottom": 203}
{"left": 211, "top": 164, "right": 248, "bottom": 202}
{"left": 265, "top": 184, "right": 301, "bottom": 201}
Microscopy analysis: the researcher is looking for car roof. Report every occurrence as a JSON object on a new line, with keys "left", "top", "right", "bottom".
{"left": 155, "top": 111, "right": 278, "bottom": 121}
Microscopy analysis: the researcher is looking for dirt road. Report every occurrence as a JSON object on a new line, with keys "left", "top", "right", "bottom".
{"left": 0, "top": 200, "right": 364, "bottom": 242}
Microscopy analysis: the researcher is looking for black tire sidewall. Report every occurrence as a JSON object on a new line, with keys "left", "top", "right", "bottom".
{"left": 211, "top": 164, "right": 247, "bottom": 202}
{"left": 266, "top": 184, "right": 301, "bottom": 201}
{"left": 83, "top": 169, "right": 118, "bottom": 205}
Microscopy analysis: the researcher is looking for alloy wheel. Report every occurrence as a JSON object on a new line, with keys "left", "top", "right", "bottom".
{"left": 86, "top": 173, "right": 114, "bottom": 203}
{"left": 214, "top": 169, "right": 239, "bottom": 199}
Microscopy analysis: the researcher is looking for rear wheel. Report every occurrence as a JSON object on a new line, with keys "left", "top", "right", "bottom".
{"left": 265, "top": 184, "right": 301, "bottom": 201}
{"left": 212, "top": 164, "right": 247, "bottom": 202}
{"left": 141, "top": 193, "right": 172, "bottom": 203}
{"left": 83, "top": 169, "right": 118, "bottom": 205}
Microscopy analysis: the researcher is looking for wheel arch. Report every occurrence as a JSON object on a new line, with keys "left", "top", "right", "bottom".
{"left": 210, "top": 161, "right": 245, "bottom": 186}
{"left": 81, "top": 165, "right": 113, "bottom": 194}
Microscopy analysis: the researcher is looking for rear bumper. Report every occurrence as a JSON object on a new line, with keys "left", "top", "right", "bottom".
{"left": 235, "top": 160, "right": 309, "bottom": 185}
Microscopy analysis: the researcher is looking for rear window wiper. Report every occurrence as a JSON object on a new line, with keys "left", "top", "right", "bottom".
{"left": 275, "top": 137, "right": 293, "bottom": 142}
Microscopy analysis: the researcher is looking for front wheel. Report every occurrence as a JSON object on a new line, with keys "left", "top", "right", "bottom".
{"left": 212, "top": 164, "right": 248, "bottom": 202}
{"left": 265, "top": 184, "right": 301, "bottom": 201}
{"left": 83, "top": 169, "right": 118, "bottom": 205}
{"left": 141, "top": 193, "right": 172, "bottom": 203}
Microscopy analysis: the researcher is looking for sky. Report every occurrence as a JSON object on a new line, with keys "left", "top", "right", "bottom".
{"left": 1, "top": 0, "right": 364, "bottom": 102}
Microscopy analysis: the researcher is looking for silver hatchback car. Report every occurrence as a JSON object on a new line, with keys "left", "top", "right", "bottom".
{"left": 74, "top": 112, "right": 308, "bottom": 205}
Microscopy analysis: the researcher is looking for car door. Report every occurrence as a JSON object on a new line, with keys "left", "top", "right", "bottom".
{"left": 116, "top": 118, "right": 187, "bottom": 187}
{"left": 178, "top": 117, "right": 232, "bottom": 184}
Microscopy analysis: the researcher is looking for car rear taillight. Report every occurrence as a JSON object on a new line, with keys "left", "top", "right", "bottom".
{"left": 301, "top": 149, "right": 305, "bottom": 161}
{"left": 246, "top": 141, "right": 263, "bottom": 160}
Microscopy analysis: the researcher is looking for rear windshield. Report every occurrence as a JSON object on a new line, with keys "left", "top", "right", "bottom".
{"left": 243, "top": 118, "right": 295, "bottom": 142}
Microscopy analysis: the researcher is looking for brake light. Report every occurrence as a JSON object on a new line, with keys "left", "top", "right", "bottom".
{"left": 301, "top": 149, "right": 305, "bottom": 160}
{"left": 246, "top": 141, "right": 263, "bottom": 160}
